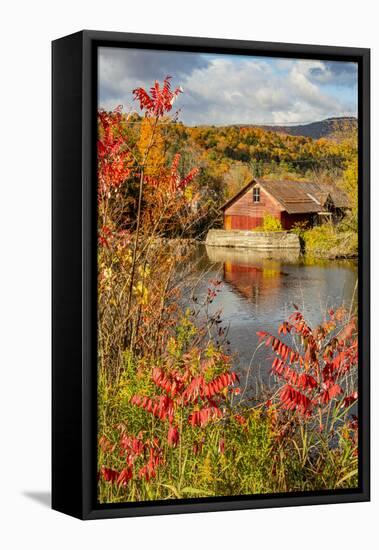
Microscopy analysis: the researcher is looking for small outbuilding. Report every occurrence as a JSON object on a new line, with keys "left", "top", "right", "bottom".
{"left": 220, "top": 179, "right": 350, "bottom": 230}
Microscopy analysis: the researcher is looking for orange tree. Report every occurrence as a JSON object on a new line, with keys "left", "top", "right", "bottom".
{"left": 97, "top": 77, "right": 203, "bottom": 379}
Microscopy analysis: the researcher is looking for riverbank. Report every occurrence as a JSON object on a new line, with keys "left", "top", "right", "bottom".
{"left": 203, "top": 227, "right": 358, "bottom": 260}
{"left": 98, "top": 304, "right": 359, "bottom": 503}
{"left": 299, "top": 226, "right": 358, "bottom": 259}
{"left": 147, "top": 228, "right": 358, "bottom": 260}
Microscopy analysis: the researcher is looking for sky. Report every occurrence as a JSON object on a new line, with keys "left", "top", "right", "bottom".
{"left": 98, "top": 47, "right": 358, "bottom": 126}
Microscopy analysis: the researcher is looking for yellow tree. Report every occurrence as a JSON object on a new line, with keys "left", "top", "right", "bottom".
{"left": 138, "top": 117, "right": 166, "bottom": 176}
{"left": 223, "top": 163, "right": 252, "bottom": 199}
{"left": 342, "top": 156, "right": 358, "bottom": 226}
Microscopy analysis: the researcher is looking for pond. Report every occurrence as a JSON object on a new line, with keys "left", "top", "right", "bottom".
{"left": 182, "top": 244, "right": 358, "bottom": 389}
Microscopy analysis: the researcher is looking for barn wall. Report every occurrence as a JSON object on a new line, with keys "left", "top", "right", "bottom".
{"left": 223, "top": 185, "right": 283, "bottom": 230}
{"left": 224, "top": 214, "right": 262, "bottom": 230}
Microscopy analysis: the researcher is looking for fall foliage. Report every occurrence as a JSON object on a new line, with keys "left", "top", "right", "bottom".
{"left": 97, "top": 77, "right": 359, "bottom": 504}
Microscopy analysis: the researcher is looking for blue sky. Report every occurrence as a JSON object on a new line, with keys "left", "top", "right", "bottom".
{"left": 98, "top": 47, "right": 358, "bottom": 126}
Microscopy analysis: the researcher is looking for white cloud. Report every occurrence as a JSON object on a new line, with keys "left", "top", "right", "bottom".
{"left": 98, "top": 49, "right": 357, "bottom": 126}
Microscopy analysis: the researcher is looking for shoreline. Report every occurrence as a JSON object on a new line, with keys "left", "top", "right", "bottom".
{"left": 149, "top": 235, "right": 358, "bottom": 261}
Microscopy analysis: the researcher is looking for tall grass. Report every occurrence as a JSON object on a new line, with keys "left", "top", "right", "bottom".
{"left": 98, "top": 305, "right": 358, "bottom": 503}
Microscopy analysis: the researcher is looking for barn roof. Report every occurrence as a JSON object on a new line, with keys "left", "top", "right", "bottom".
{"left": 221, "top": 179, "right": 350, "bottom": 215}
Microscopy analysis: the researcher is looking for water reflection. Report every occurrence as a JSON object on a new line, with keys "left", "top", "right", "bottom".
{"left": 190, "top": 245, "right": 358, "bottom": 386}
{"left": 212, "top": 248, "right": 297, "bottom": 306}
{"left": 206, "top": 246, "right": 300, "bottom": 265}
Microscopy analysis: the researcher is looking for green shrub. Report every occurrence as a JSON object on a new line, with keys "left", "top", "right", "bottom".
{"left": 258, "top": 214, "right": 283, "bottom": 232}
{"left": 291, "top": 221, "right": 309, "bottom": 237}
{"left": 301, "top": 224, "right": 358, "bottom": 258}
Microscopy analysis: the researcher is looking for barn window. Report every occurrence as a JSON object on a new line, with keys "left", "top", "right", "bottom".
{"left": 253, "top": 187, "right": 260, "bottom": 202}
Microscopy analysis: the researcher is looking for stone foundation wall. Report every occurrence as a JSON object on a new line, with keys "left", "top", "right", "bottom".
{"left": 205, "top": 229, "right": 300, "bottom": 250}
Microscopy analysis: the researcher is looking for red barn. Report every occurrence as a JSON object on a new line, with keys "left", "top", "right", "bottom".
{"left": 221, "top": 179, "right": 350, "bottom": 230}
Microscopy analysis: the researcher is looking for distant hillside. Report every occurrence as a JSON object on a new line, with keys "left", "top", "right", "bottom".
{"left": 120, "top": 112, "right": 357, "bottom": 230}
{"left": 123, "top": 114, "right": 357, "bottom": 196}
{"left": 256, "top": 117, "right": 358, "bottom": 141}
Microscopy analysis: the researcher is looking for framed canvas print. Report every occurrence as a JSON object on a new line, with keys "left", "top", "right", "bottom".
{"left": 52, "top": 30, "right": 370, "bottom": 519}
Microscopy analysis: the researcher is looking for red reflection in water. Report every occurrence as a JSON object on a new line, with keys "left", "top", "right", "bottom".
{"left": 224, "top": 260, "right": 282, "bottom": 302}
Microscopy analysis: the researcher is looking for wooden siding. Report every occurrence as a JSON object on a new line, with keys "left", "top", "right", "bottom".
{"left": 224, "top": 215, "right": 232, "bottom": 230}
{"left": 224, "top": 214, "right": 263, "bottom": 230}
{"left": 223, "top": 184, "right": 282, "bottom": 230}
{"left": 223, "top": 183, "right": 317, "bottom": 230}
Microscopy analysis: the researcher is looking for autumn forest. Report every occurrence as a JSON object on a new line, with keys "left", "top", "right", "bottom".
{"left": 97, "top": 63, "right": 359, "bottom": 504}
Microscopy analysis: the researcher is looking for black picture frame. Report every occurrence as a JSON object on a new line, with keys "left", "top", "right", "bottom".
{"left": 52, "top": 30, "right": 370, "bottom": 520}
